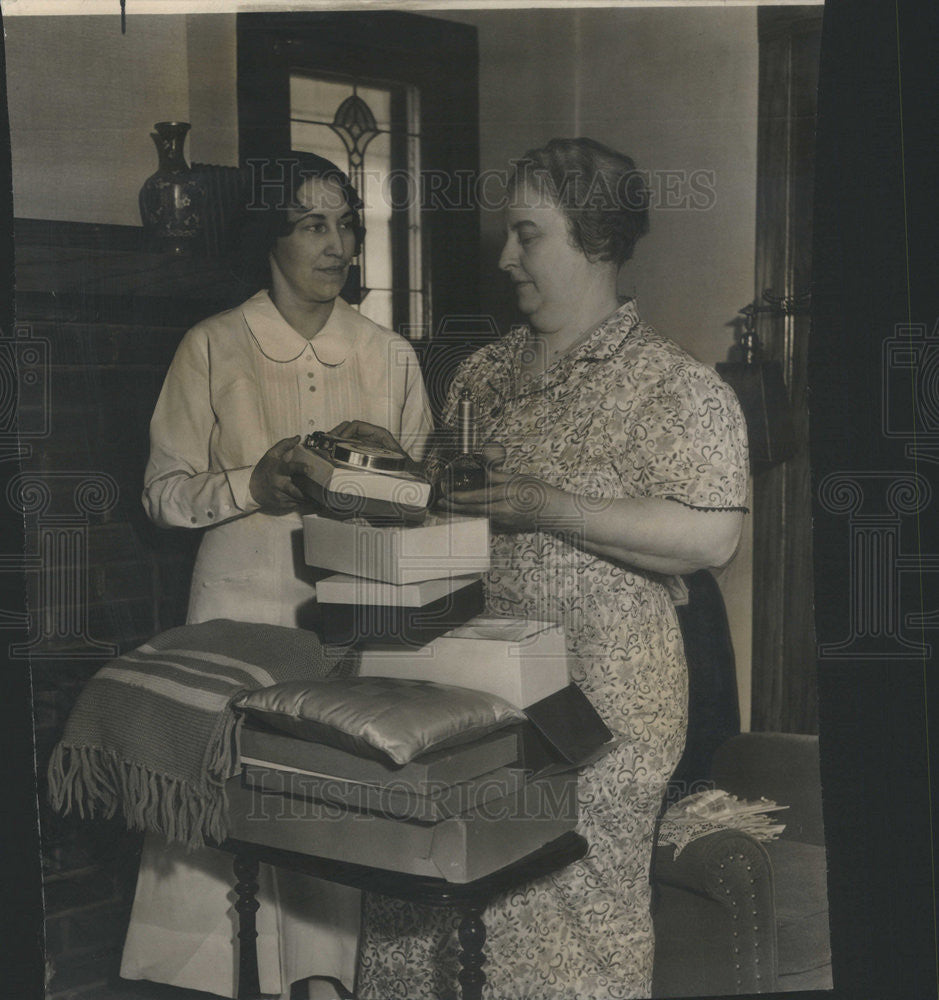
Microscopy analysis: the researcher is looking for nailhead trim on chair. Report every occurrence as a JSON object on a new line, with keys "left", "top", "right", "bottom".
{"left": 654, "top": 829, "right": 781, "bottom": 994}
{"left": 706, "top": 842, "right": 776, "bottom": 992}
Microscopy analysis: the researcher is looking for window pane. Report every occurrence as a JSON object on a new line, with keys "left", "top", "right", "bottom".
{"left": 359, "top": 289, "right": 393, "bottom": 330}
{"left": 290, "top": 75, "right": 353, "bottom": 124}
{"left": 357, "top": 84, "right": 392, "bottom": 131}
{"left": 290, "top": 120, "right": 349, "bottom": 169}
{"left": 405, "top": 87, "right": 424, "bottom": 334}
{"left": 360, "top": 131, "right": 392, "bottom": 290}
{"left": 409, "top": 291, "right": 425, "bottom": 339}
{"left": 289, "top": 71, "right": 425, "bottom": 336}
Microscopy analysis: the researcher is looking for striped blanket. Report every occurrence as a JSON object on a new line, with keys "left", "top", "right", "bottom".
{"left": 47, "top": 619, "right": 348, "bottom": 848}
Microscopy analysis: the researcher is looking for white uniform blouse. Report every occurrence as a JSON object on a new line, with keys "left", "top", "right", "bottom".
{"left": 144, "top": 289, "right": 433, "bottom": 627}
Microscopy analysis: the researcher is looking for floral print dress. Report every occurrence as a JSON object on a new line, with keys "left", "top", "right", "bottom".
{"left": 355, "top": 300, "right": 749, "bottom": 1000}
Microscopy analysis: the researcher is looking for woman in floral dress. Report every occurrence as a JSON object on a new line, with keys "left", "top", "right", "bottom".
{"left": 355, "top": 137, "right": 749, "bottom": 999}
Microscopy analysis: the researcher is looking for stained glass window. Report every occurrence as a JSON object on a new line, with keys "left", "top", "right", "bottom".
{"left": 289, "top": 71, "right": 425, "bottom": 337}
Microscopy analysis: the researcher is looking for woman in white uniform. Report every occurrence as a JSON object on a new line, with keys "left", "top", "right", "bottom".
{"left": 120, "top": 153, "right": 434, "bottom": 1000}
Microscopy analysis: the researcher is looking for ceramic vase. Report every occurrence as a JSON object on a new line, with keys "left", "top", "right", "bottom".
{"left": 138, "top": 121, "right": 206, "bottom": 254}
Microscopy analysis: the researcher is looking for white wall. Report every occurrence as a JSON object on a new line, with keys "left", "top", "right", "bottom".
{"left": 186, "top": 14, "right": 239, "bottom": 167}
{"left": 5, "top": 14, "right": 238, "bottom": 225}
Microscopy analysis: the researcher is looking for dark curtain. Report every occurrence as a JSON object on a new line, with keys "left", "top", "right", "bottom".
{"left": 810, "top": 1, "right": 938, "bottom": 997}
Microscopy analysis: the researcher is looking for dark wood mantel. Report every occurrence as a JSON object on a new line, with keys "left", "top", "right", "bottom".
{"left": 14, "top": 218, "right": 251, "bottom": 327}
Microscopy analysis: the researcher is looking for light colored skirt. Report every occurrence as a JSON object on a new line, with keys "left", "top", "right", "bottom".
{"left": 120, "top": 834, "right": 360, "bottom": 998}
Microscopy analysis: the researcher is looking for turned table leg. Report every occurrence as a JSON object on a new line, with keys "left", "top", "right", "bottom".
{"left": 457, "top": 905, "right": 487, "bottom": 1000}
{"left": 233, "top": 854, "right": 261, "bottom": 1000}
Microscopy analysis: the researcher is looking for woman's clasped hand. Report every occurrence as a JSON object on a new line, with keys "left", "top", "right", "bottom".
{"left": 439, "top": 467, "right": 563, "bottom": 532}
{"left": 248, "top": 419, "right": 422, "bottom": 515}
{"left": 249, "top": 436, "right": 305, "bottom": 513}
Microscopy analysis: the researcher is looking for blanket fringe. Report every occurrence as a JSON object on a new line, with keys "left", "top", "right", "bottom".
{"left": 47, "top": 741, "right": 232, "bottom": 850}
{"left": 43, "top": 618, "right": 339, "bottom": 849}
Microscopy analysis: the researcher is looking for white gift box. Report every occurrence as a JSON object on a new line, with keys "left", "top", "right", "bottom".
{"left": 303, "top": 512, "right": 490, "bottom": 585}
{"left": 241, "top": 762, "right": 526, "bottom": 823}
{"left": 315, "top": 573, "right": 483, "bottom": 606}
{"left": 292, "top": 445, "right": 431, "bottom": 519}
{"left": 239, "top": 725, "right": 520, "bottom": 792}
{"left": 226, "top": 769, "right": 577, "bottom": 883}
{"left": 359, "top": 616, "right": 571, "bottom": 708}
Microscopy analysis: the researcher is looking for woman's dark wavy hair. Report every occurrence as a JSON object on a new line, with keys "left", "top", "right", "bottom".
{"left": 234, "top": 151, "right": 365, "bottom": 288}
{"left": 508, "top": 138, "right": 650, "bottom": 267}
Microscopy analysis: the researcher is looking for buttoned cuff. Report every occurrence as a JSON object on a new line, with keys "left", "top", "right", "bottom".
{"left": 226, "top": 466, "right": 261, "bottom": 514}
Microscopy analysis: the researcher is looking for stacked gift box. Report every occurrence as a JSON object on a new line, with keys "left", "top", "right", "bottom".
{"left": 231, "top": 512, "right": 614, "bottom": 883}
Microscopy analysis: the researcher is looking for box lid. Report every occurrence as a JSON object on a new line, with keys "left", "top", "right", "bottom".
{"left": 316, "top": 572, "right": 483, "bottom": 607}
{"left": 442, "top": 617, "right": 557, "bottom": 643}
{"left": 239, "top": 724, "right": 519, "bottom": 791}
{"left": 302, "top": 511, "right": 490, "bottom": 584}
{"left": 524, "top": 683, "right": 614, "bottom": 765}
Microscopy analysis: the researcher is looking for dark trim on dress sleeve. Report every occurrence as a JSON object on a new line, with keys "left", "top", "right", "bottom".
{"left": 662, "top": 496, "right": 750, "bottom": 514}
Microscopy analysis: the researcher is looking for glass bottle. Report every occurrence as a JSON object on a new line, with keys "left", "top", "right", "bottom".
{"left": 442, "top": 389, "right": 487, "bottom": 493}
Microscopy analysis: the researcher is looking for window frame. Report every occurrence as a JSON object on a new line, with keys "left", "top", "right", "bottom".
{"left": 237, "top": 11, "right": 481, "bottom": 338}
{"left": 288, "top": 69, "right": 419, "bottom": 331}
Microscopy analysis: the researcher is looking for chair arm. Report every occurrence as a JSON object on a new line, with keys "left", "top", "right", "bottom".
{"left": 711, "top": 733, "right": 825, "bottom": 845}
{"left": 654, "top": 830, "right": 779, "bottom": 994}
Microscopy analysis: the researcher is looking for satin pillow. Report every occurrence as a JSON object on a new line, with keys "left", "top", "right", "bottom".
{"left": 235, "top": 676, "right": 523, "bottom": 766}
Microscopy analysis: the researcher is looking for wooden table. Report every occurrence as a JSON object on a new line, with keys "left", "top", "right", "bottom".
{"left": 219, "top": 831, "right": 588, "bottom": 1000}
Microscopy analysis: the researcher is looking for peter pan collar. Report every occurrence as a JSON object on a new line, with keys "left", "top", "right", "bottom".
{"left": 241, "top": 290, "right": 361, "bottom": 364}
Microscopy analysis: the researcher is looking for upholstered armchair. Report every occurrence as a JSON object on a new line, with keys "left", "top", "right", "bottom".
{"left": 652, "top": 732, "right": 831, "bottom": 995}
{"left": 651, "top": 573, "right": 832, "bottom": 996}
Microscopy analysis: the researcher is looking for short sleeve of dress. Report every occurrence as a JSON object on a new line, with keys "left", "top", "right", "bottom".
{"left": 613, "top": 358, "right": 749, "bottom": 512}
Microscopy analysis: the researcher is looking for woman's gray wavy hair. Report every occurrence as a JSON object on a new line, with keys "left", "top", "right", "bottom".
{"left": 508, "top": 137, "right": 650, "bottom": 267}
